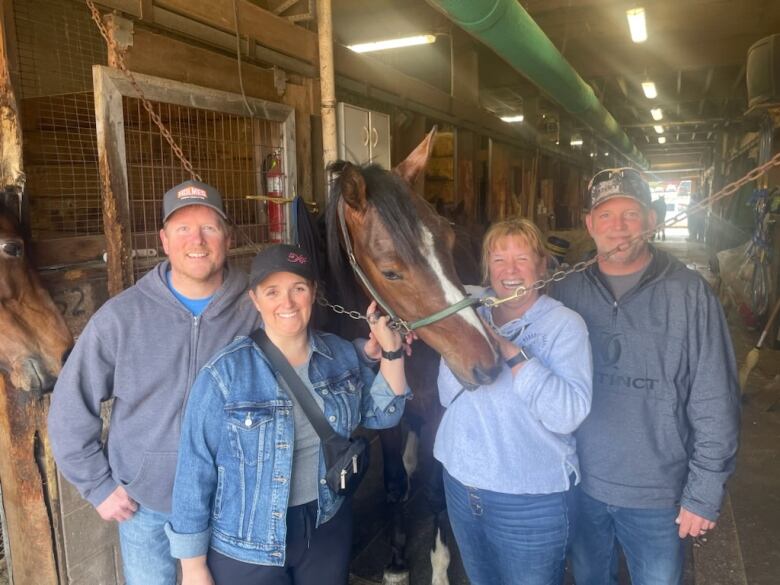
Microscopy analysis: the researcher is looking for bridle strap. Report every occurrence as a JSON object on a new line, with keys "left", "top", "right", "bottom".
{"left": 338, "top": 200, "right": 402, "bottom": 322}
{"left": 336, "top": 199, "right": 480, "bottom": 333}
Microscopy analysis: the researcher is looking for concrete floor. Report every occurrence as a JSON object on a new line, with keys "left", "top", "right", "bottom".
{"left": 350, "top": 227, "right": 780, "bottom": 585}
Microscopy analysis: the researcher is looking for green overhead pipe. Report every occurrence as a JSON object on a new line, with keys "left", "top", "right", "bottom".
{"left": 427, "top": 0, "right": 648, "bottom": 168}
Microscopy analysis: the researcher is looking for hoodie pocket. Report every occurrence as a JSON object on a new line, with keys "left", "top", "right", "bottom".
{"left": 125, "top": 451, "right": 179, "bottom": 499}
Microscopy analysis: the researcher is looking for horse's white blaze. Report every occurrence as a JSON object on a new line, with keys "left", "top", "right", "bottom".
{"left": 430, "top": 527, "right": 451, "bottom": 585}
{"left": 420, "top": 226, "right": 493, "bottom": 347}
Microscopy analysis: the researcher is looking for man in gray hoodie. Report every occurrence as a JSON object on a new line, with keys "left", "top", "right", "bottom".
{"left": 49, "top": 180, "right": 261, "bottom": 585}
{"left": 553, "top": 168, "right": 740, "bottom": 585}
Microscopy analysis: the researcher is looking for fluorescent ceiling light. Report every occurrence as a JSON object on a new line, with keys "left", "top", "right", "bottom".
{"left": 500, "top": 115, "right": 524, "bottom": 123}
{"left": 642, "top": 81, "right": 657, "bottom": 99}
{"left": 654, "top": 125, "right": 664, "bottom": 134}
{"left": 604, "top": 152, "right": 609, "bottom": 156}
{"left": 650, "top": 108, "right": 663, "bottom": 121}
{"left": 658, "top": 136, "right": 667, "bottom": 144}
{"left": 570, "top": 138, "right": 584, "bottom": 147}
{"left": 626, "top": 8, "right": 648, "bottom": 43}
{"left": 348, "top": 34, "right": 436, "bottom": 54}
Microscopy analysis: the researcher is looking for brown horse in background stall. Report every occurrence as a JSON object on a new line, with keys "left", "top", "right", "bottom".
{"left": 0, "top": 194, "right": 73, "bottom": 584}
{"left": 323, "top": 130, "right": 501, "bottom": 584}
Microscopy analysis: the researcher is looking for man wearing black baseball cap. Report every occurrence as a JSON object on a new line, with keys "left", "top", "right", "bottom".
{"left": 552, "top": 168, "right": 740, "bottom": 585}
{"left": 50, "top": 179, "right": 260, "bottom": 584}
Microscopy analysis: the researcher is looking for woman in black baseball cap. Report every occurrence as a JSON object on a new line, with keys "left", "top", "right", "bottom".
{"left": 168, "top": 244, "right": 410, "bottom": 585}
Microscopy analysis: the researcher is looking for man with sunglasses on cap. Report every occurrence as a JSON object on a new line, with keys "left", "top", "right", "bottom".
{"left": 552, "top": 168, "right": 740, "bottom": 585}
{"left": 49, "top": 179, "right": 261, "bottom": 585}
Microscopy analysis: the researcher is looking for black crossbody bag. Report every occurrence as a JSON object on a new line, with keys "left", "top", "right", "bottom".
{"left": 250, "top": 328, "right": 369, "bottom": 496}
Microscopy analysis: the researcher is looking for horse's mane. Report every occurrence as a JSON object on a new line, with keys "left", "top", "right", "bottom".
{"left": 325, "top": 162, "right": 425, "bottom": 307}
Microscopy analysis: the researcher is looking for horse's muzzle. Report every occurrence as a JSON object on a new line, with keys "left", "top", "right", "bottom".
{"left": 472, "top": 364, "right": 502, "bottom": 386}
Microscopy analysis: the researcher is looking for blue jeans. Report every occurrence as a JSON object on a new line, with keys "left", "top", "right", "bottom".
{"left": 443, "top": 469, "right": 569, "bottom": 585}
{"left": 118, "top": 506, "right": 177, "bottom": 585}
{"left": 571, "top": 489, "right": 684, "bottom": 585}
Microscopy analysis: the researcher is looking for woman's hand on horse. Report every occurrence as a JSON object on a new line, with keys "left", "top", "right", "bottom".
{"left": 365, "top": 301, "right": 403, "bottom": 352}
{"left": 478, "top": 315, "right": 525, "bottom": 361}
{"left": 96, "top": 486, "right": 137, "bottom": 522}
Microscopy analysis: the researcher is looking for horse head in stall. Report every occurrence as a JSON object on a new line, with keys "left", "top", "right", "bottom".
{"left": 0, "top": 192, "right": 72, "bottom": 394}
{"left": 323, "top": 129, "right": 501, "bottom": 584}
{"left": 326, "top": 129, "right": 501, "bottom": 386}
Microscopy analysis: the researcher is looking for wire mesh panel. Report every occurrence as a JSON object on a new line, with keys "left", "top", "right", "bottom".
{"left": 122, "top": 96, "right": 287, "bottom": 276}
{"left": 13, "top": 0, "right": 106, "bottom": 240}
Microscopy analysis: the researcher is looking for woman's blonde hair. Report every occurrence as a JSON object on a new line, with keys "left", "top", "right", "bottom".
{"left": 481, "top": 218, "right": 548, "bottom": 285}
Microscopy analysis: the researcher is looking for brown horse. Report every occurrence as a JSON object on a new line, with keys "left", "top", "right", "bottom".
{"left": 0, "top": 194, "right": 73, "bottom": 584}
{"left": 327, "top": 130, "right": 501, "bottom": 385}
{"left": 324, "top": 130, "right": 501, "bottom": 584}
{"left": 0, "top": 197, "right": 72, "bottom": 393}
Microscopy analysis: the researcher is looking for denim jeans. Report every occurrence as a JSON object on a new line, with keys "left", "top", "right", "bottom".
{"left": 571, "top": 489, "right": 684, "bottom": 585}
{"left": 118, "top": 506, "right": 177, "bottom": 585}
{"left": 443, "top": 469, "right": 569, "bottom": 585}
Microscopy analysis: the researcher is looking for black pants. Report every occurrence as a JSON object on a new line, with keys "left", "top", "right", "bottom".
{"left": 207, "top": 500, "right": 353, "bottom": 585}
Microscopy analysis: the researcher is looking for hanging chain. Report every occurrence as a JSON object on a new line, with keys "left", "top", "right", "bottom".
{"left": 483, "top": 150, "right": 780, "bottom": 308}
{"left": 86, "top": 0, "right": 202, "bottom": 182}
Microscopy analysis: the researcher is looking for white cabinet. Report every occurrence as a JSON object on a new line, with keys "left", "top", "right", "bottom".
{"left": 337, "top": 103, "right": 391, "bottom": 168}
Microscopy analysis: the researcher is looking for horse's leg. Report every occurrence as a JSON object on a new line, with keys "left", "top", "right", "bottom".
{"left": 430, "top": 506, "right": 452, "bottom": 585}
{"left": 422, "top": 405, "right": 452, "bottom": 585}
{"left": 378, "top": 426, "right": 410, "bottom": 582}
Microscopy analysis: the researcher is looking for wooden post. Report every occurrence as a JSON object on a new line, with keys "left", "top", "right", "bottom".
{"left": 95, "top": 14, "right": 135, "bottom": 296}
{"left": 316, "top": 0, "right": 338, "bottom": 170}
{"left": 0, "top": 5, "right": 61, "bottom": 584}
{"left": 0, "top": 381, "right": 61, "bottom": 585}
{"left": 0, "top": 0, "right": 22, "bottom": 193}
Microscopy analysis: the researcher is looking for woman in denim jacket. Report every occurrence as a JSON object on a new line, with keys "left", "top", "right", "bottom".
{"left": 166, "top": 244, "right": 410, "bottom": 585}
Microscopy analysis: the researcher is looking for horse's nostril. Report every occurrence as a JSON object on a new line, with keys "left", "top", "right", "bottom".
{"left": 472, "top": 365, "right": 501, "bottom": 386}
{"left": 61, "top": 346, "right": 74, "bottom": 366}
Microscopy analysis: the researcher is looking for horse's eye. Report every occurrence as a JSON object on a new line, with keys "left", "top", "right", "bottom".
{"left": 1, "top": 242, "right": 23, "bottom": 258}
{"left": 381, "top": 271, "right": 402, "bottom": 281}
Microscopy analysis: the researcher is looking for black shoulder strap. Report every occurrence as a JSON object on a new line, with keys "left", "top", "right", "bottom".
{"left": 250, "top": 328, "right": 339, "bottom": 443}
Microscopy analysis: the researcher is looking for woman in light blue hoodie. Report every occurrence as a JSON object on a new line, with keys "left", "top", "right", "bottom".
{"left": 435, "top": 219, "right": 593, "bottom": 585}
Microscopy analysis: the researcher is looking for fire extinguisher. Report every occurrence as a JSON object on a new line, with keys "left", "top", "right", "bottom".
{"left": 264, "top": 150, "right": 285, "bottom": 243}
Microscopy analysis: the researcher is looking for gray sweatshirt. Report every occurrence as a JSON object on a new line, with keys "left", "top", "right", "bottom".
{"left": 48, "top": 262, "right": 261, "bottom": 513}
{"left": 552, "top": 248, "right": 740, "bottom": 520}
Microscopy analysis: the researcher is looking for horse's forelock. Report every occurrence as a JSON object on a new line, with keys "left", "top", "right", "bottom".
{"left": 360, "top": 165, "right": 424, "bottom": 267}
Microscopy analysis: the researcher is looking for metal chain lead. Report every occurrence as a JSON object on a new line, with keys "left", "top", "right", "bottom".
{"left": 316, "top": 294, "right": 413, "bottom": 333}
{"left": 483, "top": 150, "right": 780, "bottom": 308}
{"left": 86, "top": 0, "right": 202, "bottom": 182}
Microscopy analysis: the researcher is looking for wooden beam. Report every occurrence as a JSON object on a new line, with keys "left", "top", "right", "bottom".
{"left": 154, "top": 0, "right": 316, "bottom": 62}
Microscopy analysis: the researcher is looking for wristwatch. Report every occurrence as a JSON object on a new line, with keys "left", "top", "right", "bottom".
{"left": 381, "top": 347, "right": 405, "bottom": 361}
{"left": 505, "top": 347, "right": 530, "bottom": 368}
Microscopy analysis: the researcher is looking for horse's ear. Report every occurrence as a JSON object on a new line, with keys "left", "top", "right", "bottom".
{"left": 335, "top": 162, "right": 368, "bottom": 213}
{"left": 393, "top": 125, "right": 437, "bottom": 186}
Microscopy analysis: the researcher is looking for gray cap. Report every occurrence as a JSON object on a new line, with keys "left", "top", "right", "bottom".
{"left": 588, "top": 168, "right": 651, "bottom": 210}
{"left": 249, "top": 244, "right": 314, "bottom": 289}
{"left": 162, "top": 180, "right": 227, "bottom": 223}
